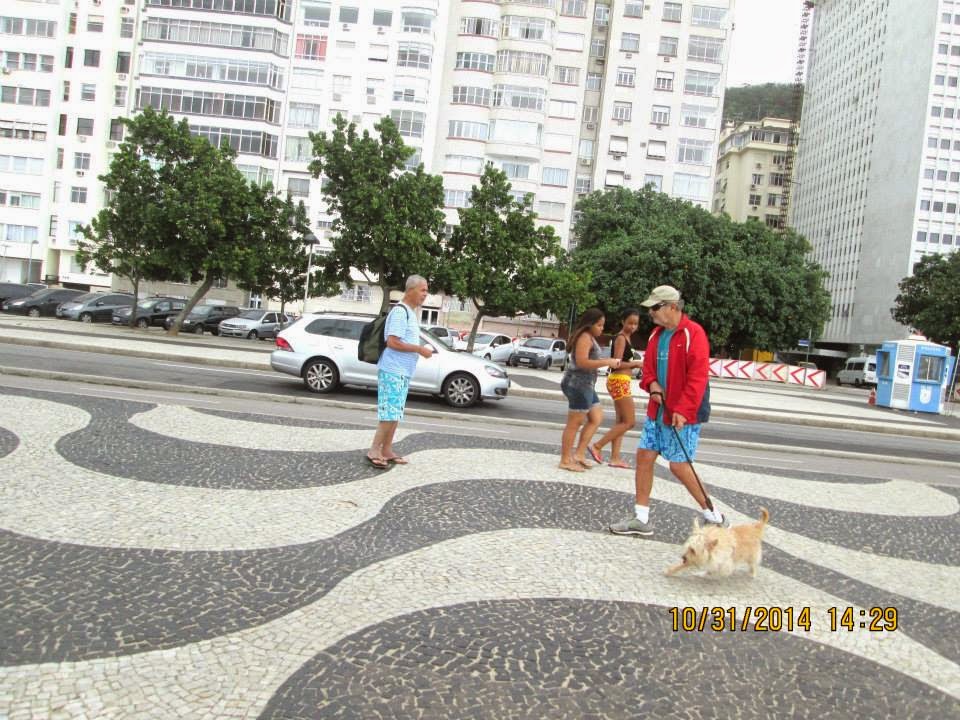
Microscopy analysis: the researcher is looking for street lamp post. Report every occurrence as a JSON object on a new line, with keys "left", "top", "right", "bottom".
{"left": 302, "top": 231, "right": 318, "bottom": 312}
{"left": 27, "top": 239, "right": 39, "bottom": 283}
{"left": 0, "top": 243, "right": 8, "bottom": 281}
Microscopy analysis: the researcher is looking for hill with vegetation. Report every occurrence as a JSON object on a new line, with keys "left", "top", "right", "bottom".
{"left": 723, "top": 83, "right": 801, "bottom": 124}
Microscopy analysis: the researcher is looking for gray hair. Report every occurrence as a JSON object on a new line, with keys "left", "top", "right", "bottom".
{"left": 405, "top": 274, "right": 427, "bottom": 291}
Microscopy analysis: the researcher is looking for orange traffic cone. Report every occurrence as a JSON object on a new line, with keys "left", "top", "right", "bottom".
{"left": 868, "top": 388, "right": 876, "bottom": 405}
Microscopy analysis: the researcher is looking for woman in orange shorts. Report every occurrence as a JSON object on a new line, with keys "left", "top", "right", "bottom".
{"left": 589, "top": 308, "right": 643, "bottom": 468}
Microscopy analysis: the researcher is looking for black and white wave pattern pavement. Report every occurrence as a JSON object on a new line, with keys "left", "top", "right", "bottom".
{"left": 0, "top": 387, "right": 958, "bottom": 719}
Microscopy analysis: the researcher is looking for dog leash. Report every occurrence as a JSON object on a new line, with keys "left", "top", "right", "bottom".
{"left": 650, "top": 390, "right": 715, "bottom": 513}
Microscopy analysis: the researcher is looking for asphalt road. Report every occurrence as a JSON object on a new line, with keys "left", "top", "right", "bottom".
{"left": 1, "top": 343, "right": 958, "bottom": 469}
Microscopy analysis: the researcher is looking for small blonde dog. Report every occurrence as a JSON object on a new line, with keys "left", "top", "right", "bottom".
{"left": 665, "top": 508, "right": 770, "bottom": 578}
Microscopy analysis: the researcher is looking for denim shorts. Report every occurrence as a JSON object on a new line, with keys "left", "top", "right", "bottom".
{"left": 377, "top": 370, "right": 410, "bottom": 422}
{"left": 561, "top": 377, "right": 600, "bottom": 412}
{"left": 638, "top": 418, "right": 701, "bottom": 463}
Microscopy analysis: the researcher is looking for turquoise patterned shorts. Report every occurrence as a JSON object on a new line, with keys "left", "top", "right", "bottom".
{"left": 638, "top": 418, "right": 701, "bottom": 463}
{"left": 377, "top": 370, "right": 410, "bottom": 422}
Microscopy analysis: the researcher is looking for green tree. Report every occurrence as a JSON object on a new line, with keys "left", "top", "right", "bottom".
{"left": 569, "top": 186, "right": 830, "bottom": 354}
{"left": 76, "top": 109, "right": 181, "bottom": 326}
{"left": 309, "top": 114, "right": 445, "bottom": 312}
{"left": 438, "top": 165, "right": 593, "bottom": 350}
{"left": 236, "top": 188, "right": 314, "bottom": 317}
{"left": 892, "top": 252, "right": 960, "bottom": 350}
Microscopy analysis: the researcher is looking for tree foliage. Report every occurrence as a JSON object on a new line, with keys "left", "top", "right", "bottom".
{"left": 723, "top": 83, "right": 800, "bottom": 124}
{"left": 568, "top": 187, "right": 830, "bottom": 354}
{"left": 438, "top": 165, "right": 594, "bottom": 350}
{"left": 309, "top": 115, "right": 445, "bottom": 311}
{"left": 892, "top": 252, "right": 960, "bottom": 350}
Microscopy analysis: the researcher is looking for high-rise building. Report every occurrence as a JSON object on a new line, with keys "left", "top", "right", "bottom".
{"left": 713, "top": 117, "right": 792, "bottom": 224}
{"left": 792, "top": 0, "right": 958, "bottom": 347}
{"left": 0, "top": 0, "right": 735, "bottom": 317}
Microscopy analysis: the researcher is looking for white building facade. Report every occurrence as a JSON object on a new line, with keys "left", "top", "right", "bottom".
{"left": 1, "top": 0, "right": 733, "bottom": 316}
{"left": 792, "top": 0, "right": 958, "bottom": 347}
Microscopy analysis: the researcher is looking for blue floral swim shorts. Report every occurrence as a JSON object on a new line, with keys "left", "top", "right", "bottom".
{"left": 377, "top": 370, "right": 410, "bottom": 422}
{"left": 638, "top": 418, "right": 701, "bottom": 463}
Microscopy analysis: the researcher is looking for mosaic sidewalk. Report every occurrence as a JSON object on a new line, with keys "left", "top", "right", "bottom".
{"left": 0, "top": 387, "right": 958, "bottom": 719}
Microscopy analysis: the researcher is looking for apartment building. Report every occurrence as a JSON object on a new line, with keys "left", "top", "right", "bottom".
{"left": 1, "top": 0, "right": 733, "bottom": 318}
{"left": 712, "top": 117, "right": 792, "bottom": 223}
{"left": 792, "top": 0, "right": 959, "bottom": 347}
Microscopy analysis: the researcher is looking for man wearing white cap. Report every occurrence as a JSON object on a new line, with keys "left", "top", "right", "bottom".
{"left": 609, "top": 285, "right": 725, "bottom": 536}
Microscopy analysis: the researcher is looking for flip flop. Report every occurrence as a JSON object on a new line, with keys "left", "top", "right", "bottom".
{"left": 386, "top": 456, "right": 408, "bottom": 465}
{"left": 587, "top": 445, "right": 603, "bottom": 464}
{"left": 576, "top": 459, "right": 594, "bottom": 470}
{"left": 365, "top": 456, "right": 390, "bottom": 470}
{"left": 608, "top": 461, "right": 631, "bottom": 469}
{"left": 558, "top": 462, "right": 585, "bottom": 473}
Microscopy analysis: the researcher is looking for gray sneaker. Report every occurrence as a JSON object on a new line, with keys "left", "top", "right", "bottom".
{"left": 609, "top": 517, "right": 654, "bottom": 537}
{"left": 702, "top": 513, "right": 729, "bottom": 528}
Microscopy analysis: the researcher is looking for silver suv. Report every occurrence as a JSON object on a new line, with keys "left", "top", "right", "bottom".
{"left": 270, "top": 312, "right": 510, "bottom": 408}
{"left": 219, "top": 309, "right": 291, "bottom": 340}
{"left": 508, "top": 336, "right": 567, "bottom": 370}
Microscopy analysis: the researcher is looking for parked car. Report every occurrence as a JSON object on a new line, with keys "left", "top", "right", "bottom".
{"left": 271, "top": 312, "right": 510, "bottom": 408}
{"left": 836, "top": 355, "right": 877, "bottom": 387}
{"left": 426, "top": 326, "right": 461, "bottom": 348}
{"left": 56, "top": 291, "right": 134, "bottom": 322}
{"left": 0, "top": 282, "right": 45, "bottom": 306}
{"left": 112, "top": 296, "right": 186, "bottom": 328}
{"left": 508, "top": 336, "right": 567, "bottom": 370}
{"left": 468, "top": 333, "right": 517, "bottom": 363}
{"left": 163, "top": 304, "right": 241, "bottom": 335}
{"left": 218, "top": 309, "right": 291, "bottom": 340}
{"left": 1, "top": 287, "right": 86, "bottom": 316}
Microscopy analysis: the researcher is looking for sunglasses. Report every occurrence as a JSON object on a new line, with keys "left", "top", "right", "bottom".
{"left": 648, "top": 302, "right": 669, "bottom": 312}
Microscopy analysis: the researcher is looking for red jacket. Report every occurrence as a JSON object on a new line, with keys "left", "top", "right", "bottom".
{"left": 640, "top": 315, "right": 710, "bottom": 425}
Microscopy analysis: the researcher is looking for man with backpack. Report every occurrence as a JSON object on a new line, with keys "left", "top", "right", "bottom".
{"left": 366, "top": 275, "right": 433, "bottom": 469}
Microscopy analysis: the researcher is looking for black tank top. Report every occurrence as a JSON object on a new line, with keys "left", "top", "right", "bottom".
{"left": 614, "top": 333, "right": 634, "bottom": 362}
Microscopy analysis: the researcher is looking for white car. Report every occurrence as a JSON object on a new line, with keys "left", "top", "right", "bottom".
{"left": 507, "top": 337, "right": 567, "bottom": 370}
{"left": 467, "top": 333, "right": 517, "bottom": 363}
{"left": 270, "top": 312, "right": 510, "bottom": 408}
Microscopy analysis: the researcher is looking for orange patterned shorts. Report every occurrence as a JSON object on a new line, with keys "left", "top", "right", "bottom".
{"left": 606, "top": 372, "right": 632, "bottom": 400}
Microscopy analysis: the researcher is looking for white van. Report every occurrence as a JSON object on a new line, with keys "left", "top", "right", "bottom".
{"left": 836, "top": 355, "right": 877, "bottom": 387}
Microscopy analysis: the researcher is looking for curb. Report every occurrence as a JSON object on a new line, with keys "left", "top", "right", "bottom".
{"left": 3, "top": 364, "right": 960, "bottom": 471}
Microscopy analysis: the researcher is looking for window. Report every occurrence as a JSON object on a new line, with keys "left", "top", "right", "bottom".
{"left": 561, "top": 0, "right": 587, "bottom": 17}
{"left": 751, "top": 173, "right": 763, "bottom": 185}
{"left": 575, "top": 175, "right": 592, "bottom": 193}
{"left": 73, "top": 152, "right": 90, "bottom": 170}
{"left": 650, "top": 105, "right": 670, "bottom": 125}
{"left": 621, "top": 33, "right": 640, "bottom": 52}
{"left": 549, "top": 99, "right": 577, "bottom": 118}
{"left": 116, "top": 52, "right": 131, "bottom": 74}
{"left": 1, "top": 86, "right": 51, "bottom": 107}
{"left": 769, "top": 172, "right": 785, "bottom": 187}
{"left": 390, "top": 109, "right": 425, "bottom": 138}
{"left": 681, "top": 103, "right": 713, "bottom": 128}
{"left": 70, "top": 186, "right": 87, "bottom": 203}
{"left": 76, "top": 117, "right": 94, "bottom": 136}
{"left": 114, "top": 85, "right": 128, "bottom": 107}
{"left": 554, "top": 65, "right": 579, "bottom": 84}
{"left": 445, "top": 154, "right": 484, "bottom": 174}
{"left": 444, "top": 189, "right": 469, "bottom": 207}
{"left": 373, "top": 9, "right": 392, "bottom": 26}
{"left": 452, "top": 86, "right": 491, "bottom": 106}
{"left": 288, "top": 102, "right": 323, "bottom": 128}
{"left": 109, "top": 118, "right": 123, "bottom": 141}
{"left": 590, "top": 38, "right": 606, "bottom": 58}
{"left": 500, "top": 161, "right": 530, "bottom": 179}
{"left": 87, "top": 14, "right": 104, "bottom": 32}
{"left": 624, "top": 1, "right": 643, "bottom": 18}
{"left": 594, "top": 4, "right": 610, "bottom": 26}
{"left": 284, "top": 176, "right": 309, "bottom": 197}
{"left": 448, "top": 120, "right": 488, "bottom": 141}
{"left": 647, "top": 140, "right": 667, "bottom": 159}
{"left": 490, "top": 119, "right": 542, "bottom": 145}
{"left": 496, "top": 50, "right": 550, "bottom": 76}
{"left": 460, "top": 16, "right": 497, "bottom": 37}
{"left": 339, "top": 6, "right": 358, "bottom": 23}
{"left": 684, "top": 70, "right": 720, "bottom": 96}
{"left": 583, "top": 105, "right": 599, "bottom": 122}
{"left": 493, "top": 84, "right": 545, "bottom": 111}
{"left": 285, "top": 136, "right": 312, "bottom": 162}
{"left": 578, "top": 138, "right": 594, "bottom": 160}
{"left": 688, "top": 36, "right": 724, "bottom": 63}
{"left": 536, "top": 200, "right": 565, "bottom": 220}
{"left": 613, "top": 101, "right": 632, "bottom": 121}
{"left": 933, "top": 201, "right": 944, "bottom": 212}
{"left": 120, "top": 17, "right": 134, "bottom": 38}
{"left": 616, "top": 67, "right": 635, "bottom": 87}
{"left": 303, "top": 2, "right": 330, "bottom": 27}
{"left": 1, "top": 191, "right": 40, "bottom": 209}
{"left": 673, "top": 173, "right": 710, "bottom": 202}
{"left": 402, "top": 10, "right": 432, "bottom": 34}
{"left": 81, "top": 83, "right": 96, "bottom": 101}
{"left": 608, "top": 135, "right": 628, "bottom": 154}
{"left": 502, "top": 15, "right": 550, "bottom": 42}
{"left": 68, "top": 12, "right": 77, "bottom": 33}
{"left": 544, "top": 132, "right": 573, "bottom": 152}
{"left": 655, "top": 71, "right": 674, "bottom": 91}
{"left": 644, "top": 174, "right": 662, "bottom": 191}
{"left": 456, "top": 52, "right": 494, "bottom": 72}
{"left": 295, "top": 34, "right": 327, "bottom": 60}
{"left": 557, "top": 32, "right": 584, "bottom": 51}
{"left": 692, "top": 5, "right": 726, "bottom": 27}
{"left": 767, "top": 193, "right": 779, "bottom": 207}
{"left": 397, "top": 43, "right": 431, "bottom": 69}
{"left": 659, "top": 36, "right": 678, "bottom": 57}
{"left": 83, "top": 49, "right": 100, "bottom": 67}
{"left": 586, "top": 72, "right": 602, "bottom": 90}
{"left": 605, "top": 170, "right": 624, "bottom": 187}
{"left": 663, "top": 2, "right": 682, "bottom": 21}
{"left": 542, "top": 167, "right": 568, "bottom": 186}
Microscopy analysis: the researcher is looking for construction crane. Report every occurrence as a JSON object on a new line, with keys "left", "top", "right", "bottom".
{"left": 779, "top": 1, "right": 815, "bottom": 231}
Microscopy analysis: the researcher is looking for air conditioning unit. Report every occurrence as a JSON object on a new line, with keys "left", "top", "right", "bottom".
{"left": 755, "top": 163, "right": 762, "bottom": 169}
{"left": 616, "top": 119, "right": 624, "bottom": 126}
{"left": 332, "top": 93, "right": 342, "bottom": 102}
{"left": 579, "top": 158, "right": 592, "bottom": 166}
{"left": 595, "top": 58, "right": 605, "bottom": 64}
{"left": 77, "top": 136, "right": 86, "bottom": 143}
{"left": 750, "top": 184, "right": 756, "bottom": 189}
{"left": 76, "top": 170, "right": 85, "bottom": 177}
{"left": 655, "top": 123, "right": 663, "bottom": 129}
{"left": 585, "top": 122, "right": 596, "bottom": 130}
{"left": 664, "top": 57, "right": 670, "bottom": 63}
{"left": 342, "top": 23, "right": 350, "bottom": 30}
{"left": 624, "top": 174, "right": 632, "bottom": 180}
{"left": 625, "top": 53, "right": 633, "bottom": 59}
{"left": 121, "top": 6, "right": 129, "bottom": 13}
{"left": 638, "top": 141, "right": 647, "bottom": 147}
{"left": 611, "top": 151, "right": 624, "bottom": 159}
{"left": 377, "top": 27, "right": 385, "bottom": 34}
{"left": 117, "top": 73, "right": 127, "bottom": 81}
{"left": 367, "top": 96, "right": 376, "bottom": 105}
{"left": 106, "top": 141, "right": 117, "bottom": 149}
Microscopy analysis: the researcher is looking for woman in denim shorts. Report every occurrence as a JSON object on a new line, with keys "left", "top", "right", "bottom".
{"left": 558, "top": 308, "right": 621, "bottom": 472}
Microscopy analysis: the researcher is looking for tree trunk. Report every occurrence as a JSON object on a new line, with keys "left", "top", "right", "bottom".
{"left": 379, "top": 283, "right": 392, "bottom": 314}
{"left": 127, "top": 276, "right": 140, "bottom": 329}
{"left": 465, "top": 309, "right": 486, "bottom": 353}
{"left": 167, "top": 272, "right": 215, "bottom": 336}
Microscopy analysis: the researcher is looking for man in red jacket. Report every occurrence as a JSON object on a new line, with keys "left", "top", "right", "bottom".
{"left": 609, "top": 285, "right": 725, "bottom": 537}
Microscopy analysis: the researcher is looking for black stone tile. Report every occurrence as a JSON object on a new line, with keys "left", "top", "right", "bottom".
{"left": 0, "top": 424, "right": 18, "bottom": 458}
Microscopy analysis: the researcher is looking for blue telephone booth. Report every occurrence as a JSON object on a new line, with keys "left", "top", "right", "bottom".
{"left": 875, "top": 339, "right": 955, "bottom": 414}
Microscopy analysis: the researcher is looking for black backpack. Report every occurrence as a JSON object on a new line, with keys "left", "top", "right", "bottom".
{"left": 358, "top": 304, "right": 411, "bottom": 364}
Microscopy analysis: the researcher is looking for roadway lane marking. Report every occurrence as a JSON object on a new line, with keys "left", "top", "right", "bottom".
{"left": 155, "top": 362, "right": 275, "bottom": 376}
{"left": 403, "top": 420, "right": 511, "bottom": 434}
{"left": 697, "top": 451, "right": 802, "bottom": 464}
{"left": 42, "top": 385, "right": 223, "bottom": 405}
